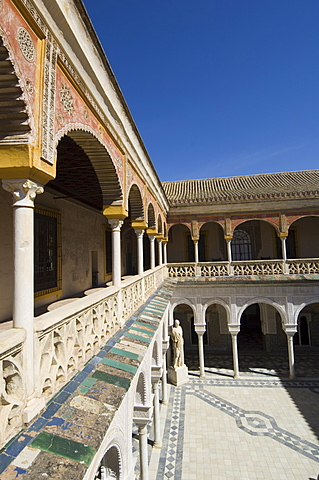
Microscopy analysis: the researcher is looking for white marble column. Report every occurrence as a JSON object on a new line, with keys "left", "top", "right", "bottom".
{"left": 162, "top": 339, "right": 169, "bottom": 405}
{"left": 280, "top": 235, "right": 288, "bottom": 273}
{"left": 163, "top": 241, "right": 167, "bottom": 264}
{"left": 149, "top": 235, "right": 156, "bottom": 269}
{"left": 138, "top": 424, "right": 149, "bottom": 480}
{"left": 193, "top": 239, "right": 199, "bottom": 263}
{"left": 195, "top": 324, "right": 206, "bottom": 378}
{"left": 157, "top": 238, "right": 163, "bottom": 265}
{"left": 135, "top": 229, "right": 144, "bottom": 275}
{"left": 152, "top": 381, "right": 162, "bottom": 448}
{"left": 285, "top": 330, "right": 297, "bottom": 379}
{"left": 228, "top": 326, "right": 240, "bottom": 379}
{"left": 108, "top": 219, "right": 123, "bottom": 287}
{"left": 225, "top": 237, "right": 233, "bottom": 275}
{"left": 2, "top": 179, "right": 43, "bottom": 399}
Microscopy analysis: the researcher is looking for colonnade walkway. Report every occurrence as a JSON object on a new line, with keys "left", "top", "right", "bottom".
{"left": 149, "top": 352, "right": 319, "bottom": 480}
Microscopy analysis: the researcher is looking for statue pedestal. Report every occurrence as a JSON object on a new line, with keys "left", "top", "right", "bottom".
{"left": 168, "top": 365, "right": 189, "bottom": 386}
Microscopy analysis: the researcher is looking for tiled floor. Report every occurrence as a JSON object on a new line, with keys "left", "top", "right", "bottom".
{"left": 149, "top": 352, "right": 319, "bottom": 480}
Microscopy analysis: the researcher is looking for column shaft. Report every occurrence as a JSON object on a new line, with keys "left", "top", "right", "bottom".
{"left": 152, "top": 382, "right": 162, "bottom": 448}
{"left": 138, "top": 425, "right": 149, "bottom": 480}
{"left": 2, "top": 179, "right": 43, "bottom": 399}
{"left": 157, "top": 239, "right": 163, "bottom": 265}
{"left": 163, "top": 242, "right": 167, "bottom": 264}
{"left": 161, "top": 354, "right": 168, "bottom": 405}
{"left": 108, "top": 219, "right": 123, "bottom": 286}
{"left": 135, "top": 229, "right": 144, "bottom": 275}
{"left": 198, "top": 333, "right": 206, "bottom": 378}
{"left": 194, "top": 240, "right": 199, "bottom": 263}
{"left": 149, "top": 235, "right": 155, "bottom": 269}
{"left": 231, "top": 333, "right": 240, "bottom": 378}
{"left": 287, "top": 334, "right": 295, "bottom": 379}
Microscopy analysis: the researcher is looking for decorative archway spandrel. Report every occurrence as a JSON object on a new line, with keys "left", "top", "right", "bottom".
{"left": 231, "top": 213, "right": 280, "bottom": 231}
{"left": 285, "top": 211, "right": 319, "bottom": 228}
{"left": 1, "top": 2, "right": 41, "bottom": 115}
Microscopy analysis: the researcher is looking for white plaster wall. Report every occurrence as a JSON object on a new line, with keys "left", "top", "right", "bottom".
{"left": 167, "top": 224, "right": 191, "bottom": 262}
{"left": 292, "top": 217, "right": 319, "bottom": 258}
{"left": 0, "top": 188, "right": 13, "bottom": 322}
{"left": 200, "top": 222, "right": 226, "bottom": 261}
{"left": 258, "top": 221, "right": 277, "bottom": 259}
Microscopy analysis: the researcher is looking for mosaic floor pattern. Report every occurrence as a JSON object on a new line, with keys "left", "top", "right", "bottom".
{"left": 150, "top": 353, "right": 319, "bottom": 480}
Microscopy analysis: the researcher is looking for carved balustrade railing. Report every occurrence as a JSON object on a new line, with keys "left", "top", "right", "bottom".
{"left": 168, "top": 259, "right": 319, "bottom": 278}
{"left": 167, "top": 263, "right": 196, "bottom": 277}
{"left": 232, "top": 260, "right": 285, "bottom": 276}
{"left": 0, "top": 265, "right": 167, "bottom": 448}
{"left": 287, "top": 258, "right": 319, "bottom": 275}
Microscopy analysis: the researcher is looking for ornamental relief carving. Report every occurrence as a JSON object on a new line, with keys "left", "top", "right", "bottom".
{"left": 17, "top": 27, "right": 35, "bottom": 63}
{"left": 59, "top": 84, "right": 74, "bottom": 115}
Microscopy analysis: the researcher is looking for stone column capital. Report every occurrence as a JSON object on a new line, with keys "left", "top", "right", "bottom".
{"left": 2, "top": 179, "right": 43, "bottom": 207}
{"left": 148, "top": 234, "right": 156, "bottom": 242}
{"left": 194, "top": 324, "right": 206, "bottom": 335}
{"left": 107, "top": 218, "right": 123, "bottom": 231}
{"left": 134, "top": 229, "right": 145, "bottom": 239}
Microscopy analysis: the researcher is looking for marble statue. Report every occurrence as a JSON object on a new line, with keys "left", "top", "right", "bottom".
{"left": 171, "top": 319, "right": 185, "bottom": 368}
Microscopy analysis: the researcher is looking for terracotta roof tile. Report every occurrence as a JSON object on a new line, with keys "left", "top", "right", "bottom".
{"left": 162, "top": 170, "right": 319, "bottom": 206}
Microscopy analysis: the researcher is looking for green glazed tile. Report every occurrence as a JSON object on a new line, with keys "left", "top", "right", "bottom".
{"left": 31, "top": 431, "right": 96, "bottom": 466}
{"left": 92, "top": 370, "right": 130, "bottom": 390}
{"left": 81, "top": 377, "right": 97, "bottom": 388}
{"left": 101, "top": 357, "right": 137, "bottom": 374}
{"left": 130, "top": 326, "right": 154, "bottom": 336}
{"left": 124, "top": 332, "right": 151, "bottom": 343}
{"left": 110, "top": 347, "right": 139, "bottom": 359}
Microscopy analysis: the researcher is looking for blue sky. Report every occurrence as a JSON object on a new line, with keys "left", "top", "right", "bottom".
{"left": 82, "top": 0, "right": 319, "bottom": 182}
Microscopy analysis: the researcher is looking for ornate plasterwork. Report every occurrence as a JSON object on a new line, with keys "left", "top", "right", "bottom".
{"left": 59, "top": 84, "right": 74, "bottom": 115}
{"left": 0, "top": 28, "right": 33, "bottom": 142}
{"left": 17, "top": 27, "right": 35, "bottom": 62}
{"left": 41, "top": 35, "right": 57, "bottom": 164}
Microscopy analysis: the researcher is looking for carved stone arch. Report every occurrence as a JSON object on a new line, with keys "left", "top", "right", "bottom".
{"left": 171, "top": 299, "right": 196, "bottom": 320}
{"left": 152, "top": 341, "right": 160, "bottom": 366}
{"left": 294, "top": 297, "right": 319, "bottom": 323}
{"left": 128, "top": 183, "right": 144, "bottom": 221}
{"left": 288, "top": 213, "right": 319, "bottom": 229}
{"left": 52, "top": 127, "right": 123, "bottom": 209}
{"left": 202, "top": 299, "right": 231, "bottom": 323}
{"left": 167, "top": 222, "right": 191, "bottom": 234}
{"left": 95, "top": 443, "right": 123, "bottom": 480}
{"left": 234, "top": 217, "right": 279, "bottom": 234}
{"left": 135, "top": 371, "right": 147, "bottom": 406}
{"left": 237, "top": 297, "right": 286, "bottom": 325}
{"left": 147, "top": 202, "right": 156, "bottom": 229}
{"left": 0, "top": 33, "right": 32, "bottom": 139}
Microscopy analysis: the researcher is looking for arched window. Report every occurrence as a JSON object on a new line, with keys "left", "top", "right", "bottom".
{"left": 231, "top": 229, "right": 252, "bottom": 261}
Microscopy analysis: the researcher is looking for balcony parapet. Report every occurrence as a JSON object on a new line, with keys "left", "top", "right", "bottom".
{"left": 167, "top": 258, "right": 319, "bottom": 279}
